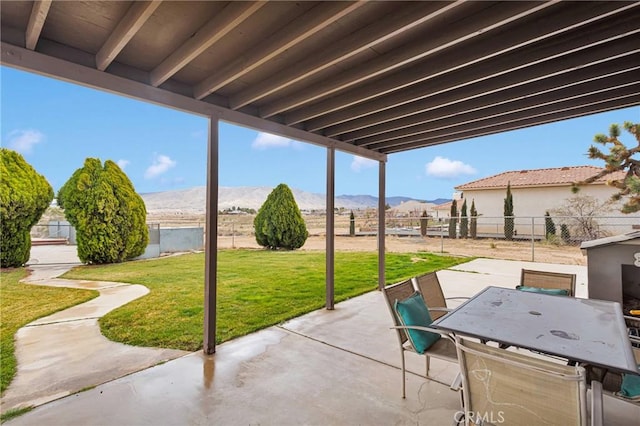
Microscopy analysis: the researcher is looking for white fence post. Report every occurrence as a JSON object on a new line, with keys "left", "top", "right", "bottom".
{"left": 531, "top": 216, "right": 535, "bottom": 262}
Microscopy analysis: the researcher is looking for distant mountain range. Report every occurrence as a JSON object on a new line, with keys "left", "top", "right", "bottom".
{"left": 140, "top": 186, "right": 450, "bottom": 212}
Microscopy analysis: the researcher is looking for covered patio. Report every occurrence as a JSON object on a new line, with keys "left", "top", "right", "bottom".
{"left": 2, "top": 0, "right": 639, "bottom": 354}
{"left": 2, "top": 2, "right": 639, "bottom": 423}
{"left": 6, "top": 259, "right": 640, "bottom": 424}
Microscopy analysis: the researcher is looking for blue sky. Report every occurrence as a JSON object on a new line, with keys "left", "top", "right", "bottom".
{"left": 2, "top": 66, "right": 638, "bottom": 200}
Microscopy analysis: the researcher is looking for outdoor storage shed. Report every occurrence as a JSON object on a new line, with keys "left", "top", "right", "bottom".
{"left": 581, "top": 230, "right": 640, "bottom": 314}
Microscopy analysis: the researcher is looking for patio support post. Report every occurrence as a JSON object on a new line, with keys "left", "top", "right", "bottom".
{"left": 204, "top": 115, "right": 219, "bottom": 354}
{"left": 326, "top": 147, "right": 335, "bottom": 310}
{"left": 378, "top": 160, "right": 386, "bottom": 290}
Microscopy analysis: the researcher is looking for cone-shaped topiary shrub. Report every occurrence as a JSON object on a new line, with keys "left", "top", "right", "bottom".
{"left": 448, "top": 199, "right": 457, "bottom": 239}
{"left": 459, "top": 199, "right": 468, "bottom": 238}
{"left": 57, "top": 158, "right": 148, "bottom": 264}
{"left": 504, "top": 182, "right": 514, "bottom": 241}
{"left": 349, "top": 210, "right": 355, "bottom": 236}
{"left": 0, "top": 148, "right": 54, "bottom": 267}
{"left": 254, "top": 183, "right": 308, "bottom": 250}
{"left": 470, "top": 199, "right": 478, "bottom": 239}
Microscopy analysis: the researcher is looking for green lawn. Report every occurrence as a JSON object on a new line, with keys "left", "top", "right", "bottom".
{"left": 0, "top": 268, "right": 97, "bottom": 394}
{"left": 62, "top": 250, "right": 470, "bottom": 351}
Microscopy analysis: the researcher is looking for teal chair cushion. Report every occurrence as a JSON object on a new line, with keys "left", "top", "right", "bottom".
{"left": 516, "top": 285, "right": 569, "bottom": 296}
{"left": 394, "top": 292, "right": 441, "bottom": 354}
{"left": 619, "top": 366, "right": 640, "bottom": 400}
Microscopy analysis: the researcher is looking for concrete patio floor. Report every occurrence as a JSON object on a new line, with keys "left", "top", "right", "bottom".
{"left": 5, "top": 257, "right": 640, "bottom": 425}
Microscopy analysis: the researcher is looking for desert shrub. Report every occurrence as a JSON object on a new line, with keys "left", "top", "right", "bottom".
{"left": 57, "top": 158, "right": 148, "bottom": 264}
{"left": 0, "top": 148, "right": 53, "bottom": 267}
{"left": 254, "top": 183, "right": 308, "bottom": 250}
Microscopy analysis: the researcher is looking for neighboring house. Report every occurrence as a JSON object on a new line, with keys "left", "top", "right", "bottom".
{"left": 432, "top": 201, "right": 453, "bottom": 221}
{"left": 388, "top": 200, "right": 438, "bottom": 217}
{"left": 454, "top": 166, "right": 638, "bottom": 239}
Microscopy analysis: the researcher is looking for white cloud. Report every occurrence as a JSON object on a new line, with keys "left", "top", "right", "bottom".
{"left": 144, "top": 154, "right": 176, "bottom": 179}
{"left": 425, "top": 156, "right": 476, "bottom": 178}
{"left": 116, "top": 159, "right": 130, "bottom": 170}
{"left": 351, "top": 155, "right": 377, "bottom": 172}
{"left": 6, "top": 129, "right": 45, "bottom": 154}
{"left": 252, "top": 132, "right": 298, "bottom": 150}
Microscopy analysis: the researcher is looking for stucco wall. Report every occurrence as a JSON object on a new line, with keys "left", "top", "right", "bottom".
{"left": 458, "top": 184, "right": 639, "bottom": 237}
{"left": 460, "top": 184, "right": 619, "bottom": 218}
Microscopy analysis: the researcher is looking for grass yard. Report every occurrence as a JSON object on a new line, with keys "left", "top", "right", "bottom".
{"left": 0, "top": 268, "right": 97, "bottom": 394}
{"left": 63, "top": 250, "right": 469, "bottom": 351}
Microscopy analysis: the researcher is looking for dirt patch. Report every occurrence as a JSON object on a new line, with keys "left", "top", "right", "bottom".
{"left": 145, "top": 210, "right": 586, "bottom": 265}
{"left": 217, "top": 234, "right": 586, "bottom": 265}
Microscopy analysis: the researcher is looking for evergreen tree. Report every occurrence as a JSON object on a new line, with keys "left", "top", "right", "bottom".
{"left": 504, "top": 182, "right": 514, "bottom": 241}
{"left": 0, "top": 149, "right": 54, "bottom": 267}
{"left": 459, "top": 199, "right": 468, "bottom": 238}
{"left": 349, "top": 210, "right": 355, "bottom": 236}
{"left": 254, "top": 183, "right": 308, "bottom": 250}
{"left": 544, "top": 211, "right": 556, "bottom": 239}
{"left": 57, "top": 158, "right": 148, "bottom": 264}
{"left": 560, "top": 224, "right": 571, "bottom": 243}
{"left": 448, "top": 199, "right": 458, "bottom": 239}
{"left": 470, "top": 199, "right": 478, "bottom": 239}
{"left": 420, "top": 210, "right": 428, "bottom": 236}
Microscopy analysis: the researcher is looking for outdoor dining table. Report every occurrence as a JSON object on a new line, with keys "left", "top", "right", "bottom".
{"left": 431, "top": 286, "right": 638, "bottom": 375}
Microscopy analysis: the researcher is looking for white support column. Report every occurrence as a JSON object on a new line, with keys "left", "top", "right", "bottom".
{"left": 326, "top": 147, "right": 335, "bottom": 310}
{"left": 204, "top": 116, "right": 219, "bottom": 354}
{"left": 378, "top": 161, "right": 386, "bottom": 290}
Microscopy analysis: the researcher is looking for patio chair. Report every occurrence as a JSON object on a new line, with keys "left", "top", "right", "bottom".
{"left": 588, "top": 317, "right": 640, "bottom": 403}
{"left": 518, "top": 269, "right": 576, "bottom": 296}
{"left": 381, "top": 279, "right": 459, "bottom": 398}
{"left": 412, "top": 272, "right": 469, "bottom": 321}
{"left": 454, "top": 336, "right": 603, "bottom": 426}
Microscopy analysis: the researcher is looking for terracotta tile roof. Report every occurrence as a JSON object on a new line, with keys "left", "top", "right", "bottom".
{"left": 455, "top": 166, "right": 627, "bottom": 190}
{"left": 433, "top": 201, "right": 453, "bottom": 211}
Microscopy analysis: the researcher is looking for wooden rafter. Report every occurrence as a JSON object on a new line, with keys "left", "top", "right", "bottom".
{"left": 260, "top": 1, "right": 555, "bottom": 119}
{"left": 193, "top": 1, "right": 366, "bottom": 100}
{"left": 25, "top": 0, "right": 52, "bottom": 50}
{"left": 96, "top": 1, "right": 162, "bottom": 71}
{"left": 149, "top": 1, "right": 265, "bottom": 87}
{"left": 304, "top": 1, "right": 638, "bottom": 133}
{"left": 227, "top": 1, "right": 457, "bottom": 110}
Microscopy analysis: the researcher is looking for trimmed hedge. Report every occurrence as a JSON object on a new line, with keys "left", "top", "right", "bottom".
{"left": 57, "top": 158, "right": 148, "bottom": 264}
{"left": 0, "top": 148, "right": 53, "bottom": 267}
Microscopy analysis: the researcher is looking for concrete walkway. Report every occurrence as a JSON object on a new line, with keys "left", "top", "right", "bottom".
{"left": 1, "top": 254, "right": 188, "bottom": 413}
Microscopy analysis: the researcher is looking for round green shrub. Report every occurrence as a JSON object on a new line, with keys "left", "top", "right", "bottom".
{"left": 0, "top": 148, "right": 54, "bottom": 267}
{"left": 57, "top": 158, "right": 148, "bottom": 264}
{"left": 254, "top": 183, "right": 308, "bottom": 250}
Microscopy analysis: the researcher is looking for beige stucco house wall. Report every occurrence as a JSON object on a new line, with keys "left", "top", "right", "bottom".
{"left": 454, "top": 166, "right": 639, "bottom": 239}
